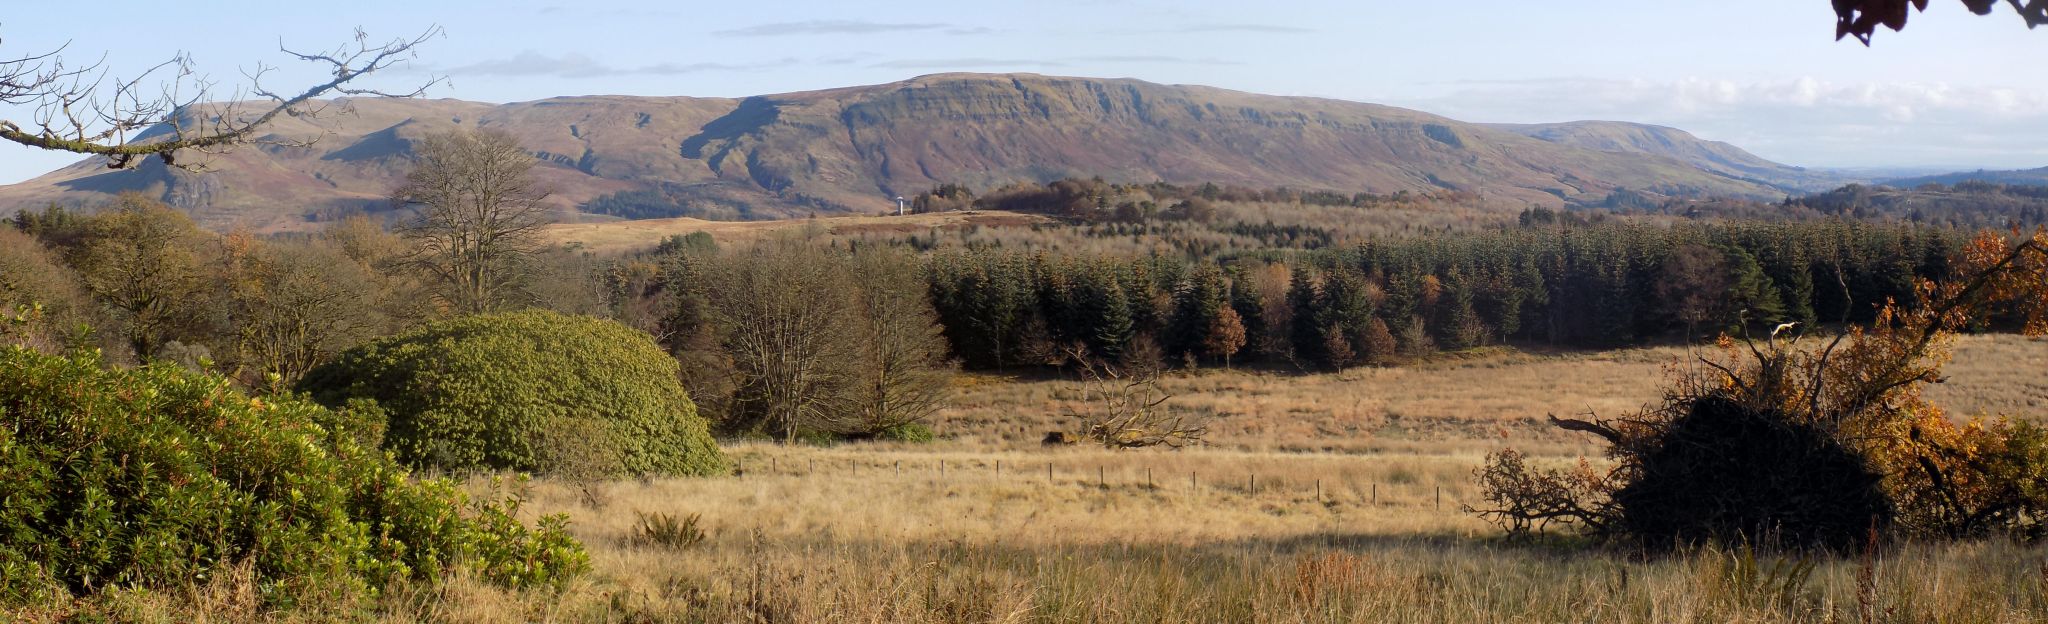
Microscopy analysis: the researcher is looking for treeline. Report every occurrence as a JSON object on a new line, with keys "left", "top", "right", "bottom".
{"left": 5, "top": 198, "right": 430, "bottom": 389}
{"left": 1594, "top": 182, "right": 2048, "bottom": 227}
{"left": 1787, "top": 181, "right": 2048, "bottom": 226}
{"left": 917, "top": 220, "right": 1973, "bottom": 371}
{"left": 908, "top": 177, "right": 1477, "bottom": 222}
{"left": 580, "top": 181, "right": 760, "bottom": 221}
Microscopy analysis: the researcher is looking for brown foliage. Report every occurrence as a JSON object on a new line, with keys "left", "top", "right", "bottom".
{"left": 1474, "top": 228, "right": 2048, "bottom": 546}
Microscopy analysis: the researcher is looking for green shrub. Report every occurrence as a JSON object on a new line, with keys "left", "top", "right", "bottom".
{"left": 0, "top": 347, "right": 589, "bottom": 610}
{"left": 629, "top": 512, "right": 708, "bottom": 550}
{"left": 878, "top": 421, "right": 937, "bottom": 443}
{"left": 299, "top": 309, "right": 727, "bottom": 477}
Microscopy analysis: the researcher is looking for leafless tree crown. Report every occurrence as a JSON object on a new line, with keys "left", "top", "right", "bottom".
{"left": 0, "top": 26, "right": 442, "bottom": 169}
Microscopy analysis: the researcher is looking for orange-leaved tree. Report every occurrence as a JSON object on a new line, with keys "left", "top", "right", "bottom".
{"left": 1471, "top": 227, "right": 2048, "bottom": 547}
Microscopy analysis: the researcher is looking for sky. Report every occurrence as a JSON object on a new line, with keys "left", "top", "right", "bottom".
{"left": 1, "top": 0, "right": 2044, "bottom": 184}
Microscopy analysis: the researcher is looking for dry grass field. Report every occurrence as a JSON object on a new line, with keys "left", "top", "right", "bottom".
{"left": 943, "top": 334, "right": 2048, "bottom": 456}
{"left": 38, "top": 335, "right": 2045, "bottom": 623}
{"left": 370, "top": 334, "right": 2046, "bottom": 623}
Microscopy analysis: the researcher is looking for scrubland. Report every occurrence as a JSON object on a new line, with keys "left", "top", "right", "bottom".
{"left": 426, "top": 335, "right": 2048, "bottom": 622}
{"left": 22, "top": 335, "right": 2044, "bottom": 623}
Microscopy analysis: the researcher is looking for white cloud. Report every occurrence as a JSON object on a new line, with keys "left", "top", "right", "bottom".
{"left": 1397, "top": 77, "right": 2048, "bottom": 168}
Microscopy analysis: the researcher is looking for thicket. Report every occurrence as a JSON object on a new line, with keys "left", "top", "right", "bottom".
{"left": 298, "top": 309, "right": 727, "bottom": 477}
{"left": 0, "top": 347, "right": 587, "bottom": 613}
{"left": 650, "top": 240, "right": 955, "bottom": 441}
{"left": 9, "top": 198, "right": 429, "bottom": 389}
{"left": 1470, "top": 228, "right": 2048, "bottom": 549}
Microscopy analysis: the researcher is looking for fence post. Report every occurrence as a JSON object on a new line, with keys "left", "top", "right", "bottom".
{"left": 1098, "top": 466, "right": 1105, "bottom": 488}
{"left": 895, "top": 460, "right": 900, "bottom": 476}
{"left": 1315, "top": 479, "right": 1321, "bottom": 501}
{"left": 1250, "top": 474, "right": 1257, "bottom": 496}
{"left": 1191, "top": 471, "right": 1196, "bottom": 491}
{"left": 1146, "top": 468, "right": 1153, "bottom": 489}
{"left": 1372, "top": 483, "right": 1377, "bottom": 505}
{"left": 1436, "top": 486, "right": 1441, "bottom": 510}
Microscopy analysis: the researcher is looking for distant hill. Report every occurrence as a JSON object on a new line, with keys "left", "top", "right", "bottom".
{"left": 0, "top": 73, "right": 1801, "bottom": 232}
{"left": 1883, "top": 166, "right": 2048, "bottom": 188}
{"left": 1488, "top": 121, "right": 1856, "bottom": 193}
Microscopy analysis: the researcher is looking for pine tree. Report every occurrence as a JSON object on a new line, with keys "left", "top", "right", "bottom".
{"left": 1286, "top": 266, "right": 1324, "bottom": 367}
{"left": 1167, "top": 266, "right": 1229, "bottom": 363}
{"left": 1314, "top": 267, "right": 1377, "bottom": 369}
{"left": 1076, "top": 264, "right": 1134, "bottom": 360}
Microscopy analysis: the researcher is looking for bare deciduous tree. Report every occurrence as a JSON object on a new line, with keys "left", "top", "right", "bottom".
{"left": 394, "top": 128, "right": 550, "bottom": 314}
{"left": 848, "top": 250, "right": 954, "bottom": 435}
{"left": 219, "top": 235, "right": 379, "bottom": 392}
{"left": 0, "top": 27, "right": 441, "bottom": 168}
{"left": 699, "top": 240, "right": 863, "bottom": 441}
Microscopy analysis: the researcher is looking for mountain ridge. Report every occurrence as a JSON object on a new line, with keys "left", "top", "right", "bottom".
{"left": 0, "top": 73, "right": 1816, "bottom": 232}
{"left": 1883, "top": 166, "right": 2048, "bottom": 188}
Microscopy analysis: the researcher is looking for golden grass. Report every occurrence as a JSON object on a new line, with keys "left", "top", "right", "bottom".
{"left": 15, "top": 335, "right": 2045, "bottom": 622}
{"left": 400, "top": 439, "right": 2041, "bottom": 623}
{"left": 430, "top": 333, "right": 2044, "bottom": 622}
{"left": 941, "top": 335, "right": 2048, "bottom": 458}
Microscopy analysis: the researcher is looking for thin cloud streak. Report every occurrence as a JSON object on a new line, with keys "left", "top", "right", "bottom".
{"left": 445, "top": 52, "right": 799, "bottom": 78}
{"left": 1172, "top": 23, "right": 1314, "bottom": 34}
{"left": 1396, "top": 77, "right": 2048, "bottom": 168}
{"left": 1069, "top": 54, "right": 1242, "bottom": 65}
{"left": 870, "top": 58, "right": 1070, "bottom": 69}
{"left": 714, "top": 20, "right": 961, "bottom": 37}
{"left": 872, "top": 54, "right": 1241, "bottom": 70}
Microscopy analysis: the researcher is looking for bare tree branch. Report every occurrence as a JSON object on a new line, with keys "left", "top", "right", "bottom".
{"left": 1547, "top": 413, "right": 1623, "bottom": 445}
{"left": 1059, "top": 344, "right": 1207, "bottom": 449}
{"left": 0, "top": 26, "right": 443, "bottom": 169}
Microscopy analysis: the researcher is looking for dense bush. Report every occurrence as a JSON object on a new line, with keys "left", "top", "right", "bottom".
{"left": 299, "top": 309, "right": 727, "bottom": 477}
{"left": 1471, "top": 229, "right": 2048, "bottom": 549}
{"left": 0, "top": 347, "right": 587, "bottom": 610}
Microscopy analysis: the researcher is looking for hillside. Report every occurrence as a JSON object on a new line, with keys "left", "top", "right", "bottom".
{"left": 1489, "top": 121, "right": 1856, "bottom": 193}
{"left": 0, "top": 73, "right": 1797, "bottom": 232}
{"left": 1884, "top": 166, "right": 2048, "bottom": 188}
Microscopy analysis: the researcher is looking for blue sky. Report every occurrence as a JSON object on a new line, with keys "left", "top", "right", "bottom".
{"left": 1, "top": 0, "right": 2044, "bottom": 183}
